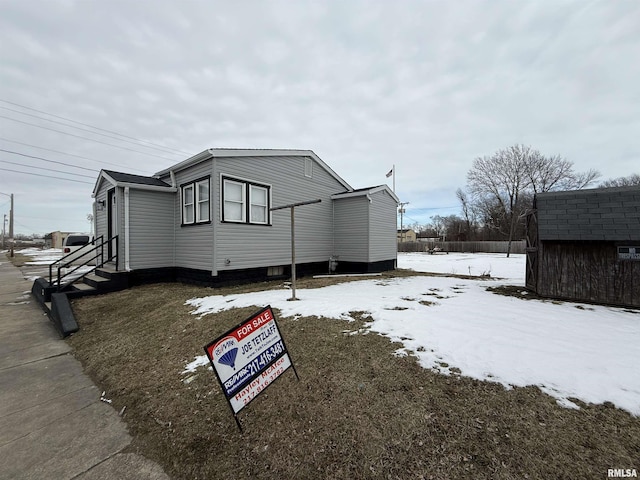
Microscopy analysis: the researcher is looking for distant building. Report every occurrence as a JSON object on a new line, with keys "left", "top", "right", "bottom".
{"left": 45, "top": 231, "right": 72, "bottom": 249}
{"left": 397, "top": 229, "right": 416, "bottom": 243}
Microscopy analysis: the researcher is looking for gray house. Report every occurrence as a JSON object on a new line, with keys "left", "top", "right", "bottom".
{"left": 92, "top": 149, "right": 399, "bottom": 285}
{"left": 526, "top": 185, "right": 640, "bottom": 307}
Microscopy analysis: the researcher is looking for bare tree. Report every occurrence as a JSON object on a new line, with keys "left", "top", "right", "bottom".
{"left": 462, "top": 145, "right": 601, "bottom": 255}
{"left": 456, "top": 188, "right": 477, "bottom": 240}
{"left": 524, "top": 153, "right": 599, "bottom": 193}
{"left": 600, "top": 173, "right": 640, "bottom": 188}
{"left": 467, "top": 145, "right": 531, "bottom": 256}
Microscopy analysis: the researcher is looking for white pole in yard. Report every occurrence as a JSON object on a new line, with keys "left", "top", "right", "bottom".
{"left": 270, "top": 199, "right": 322, "bottom": 301}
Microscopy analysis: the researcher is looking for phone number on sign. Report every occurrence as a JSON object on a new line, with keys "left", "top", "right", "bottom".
{"left": 233, "top": 356, "right": 289, "bottom": 408}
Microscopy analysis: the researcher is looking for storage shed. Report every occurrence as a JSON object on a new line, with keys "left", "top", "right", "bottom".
{"left": 526, "top": 185, "right": 640, "bottom": 308}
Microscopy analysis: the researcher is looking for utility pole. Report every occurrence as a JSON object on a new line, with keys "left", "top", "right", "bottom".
{"left": 9, "top": 193, "right": 14, "bottom": 257}
{"left": 0, "top": 192, "right": 13, "bottom": 256}
{"left": 398, "top": 202, "right": 409, "bottom": 243}
{"left": 2, "top": 214, "right": 6, "bottom": 249}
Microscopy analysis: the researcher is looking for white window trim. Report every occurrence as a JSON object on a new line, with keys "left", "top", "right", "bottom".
{"left": 181, "top": 177, "right": 210, "bottom": 225}
{"left": 222, "top": 178, "right": 246, "bottom": 223}
{"left": 196, "top": 178, "right": 210, "bottom": 223}
{"left": 249, "top": 184, "right": 269, "bottom": 224}
{"left": 182, "top": 184, "right": 194, "bottom": 224}
{"left": 221, "top": 174, "right": 272, "bottom": 225}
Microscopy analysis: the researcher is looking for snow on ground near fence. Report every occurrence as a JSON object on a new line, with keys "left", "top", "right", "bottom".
{"left": 398, "top": 251, "right": 525, "bottom": 283}
{"left": 186, "top": 252, "right": 640, "bottom": 416}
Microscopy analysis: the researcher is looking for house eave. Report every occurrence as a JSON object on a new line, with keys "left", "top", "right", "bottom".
{"left": 92, "top": 171, "right": 176, "bottom": 197}
{"left": 331, "top": 185, "right": 399, "bottom": 203}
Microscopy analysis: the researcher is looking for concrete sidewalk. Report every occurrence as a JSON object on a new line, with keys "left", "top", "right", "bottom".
{"left": 0, "top": 257, "right": 169, "bottom": 480}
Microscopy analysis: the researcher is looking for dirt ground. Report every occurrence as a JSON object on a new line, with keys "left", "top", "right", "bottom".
{"left": 67, "top": 275, "right": 640, "bottom": 479}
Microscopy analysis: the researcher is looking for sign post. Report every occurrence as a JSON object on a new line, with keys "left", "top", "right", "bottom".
{"left": 204, "top": 305, "right": 298, "bottom": 431}
{"left": 270, "top": 199, "right": 321, "bottom": 301}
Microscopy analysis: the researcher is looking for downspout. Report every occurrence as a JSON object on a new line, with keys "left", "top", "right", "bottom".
{"left": 331, "top": 200, "right": 335, "bottom": 257}
{"left": 170, "top": 170, "right": 176, "bottom": 268}
{"left": 124, "top": 186, "right": 131, "bottom": 271}
{"left": 211, "top": 158, "right": 217, "bottom": 276}
{"left": 366, "top": 194, "right": 372, "bottom": 263}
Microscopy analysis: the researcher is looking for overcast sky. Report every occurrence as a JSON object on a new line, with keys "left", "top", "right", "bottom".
{"left": 1, "top": 0, "right": 639, "bottom": 236}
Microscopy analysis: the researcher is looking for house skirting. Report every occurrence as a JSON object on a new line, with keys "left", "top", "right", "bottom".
{"left": 128, "top": 259, "right": 396, "bottom": 288}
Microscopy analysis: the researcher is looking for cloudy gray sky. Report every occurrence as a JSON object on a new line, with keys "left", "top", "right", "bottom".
{"left": 1, "top": 0, "right": 638, "bottom": 236}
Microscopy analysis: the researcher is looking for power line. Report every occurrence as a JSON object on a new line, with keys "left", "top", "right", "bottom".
{"left": 0, "top": 167, "right": 94, "bottom": 184}
{"left": 0, "top": 105, "right": 188, "bottom": 156}
{"left": 0, "top": 98, "right": 193, "bottom": 156}
{"left": 0, "top": 137, "right": 150, "bottom": 174}
{"left": 0, "top": 148, "right": 98, "bottom": 172}
{"left": 0, "top": 115, "right": 178, "bottom": 161}
{"left": 0, "top": 159, "right": 95, "bottom": 179}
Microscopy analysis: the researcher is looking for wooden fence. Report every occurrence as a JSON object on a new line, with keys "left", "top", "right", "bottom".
{"left": 398, "top": 240, "right": 526, "bottom": 254}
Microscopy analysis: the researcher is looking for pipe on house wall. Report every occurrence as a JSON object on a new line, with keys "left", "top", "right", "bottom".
{"left": 124, "top": 186, "right": 130, "bottom": 271}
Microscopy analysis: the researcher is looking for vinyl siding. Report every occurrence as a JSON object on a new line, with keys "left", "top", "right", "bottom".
{"left": 167, "top": 161, "right": 215, "bottom": 271}
{"left": 94, "top": 180, "right": 111, "bottom": 241}
{"left": 333, "top": 196, "right": 370, "bottom": 262}
{"left": 368, "top": 190, "right": 398, "bottom": 262}
{"left": 214, "top": 155, "right": 347, "bottom": 271}
{"left": 128, "top": 189, "right": 175, "bottom": 269}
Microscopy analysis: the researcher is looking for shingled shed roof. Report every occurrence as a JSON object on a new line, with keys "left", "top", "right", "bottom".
{"left": 536, "top": 185, "right": 640, "bottom": 241}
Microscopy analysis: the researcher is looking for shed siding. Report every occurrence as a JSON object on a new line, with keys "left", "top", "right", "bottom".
{"left": 128, "top": 189, "right": 175, "bottom": 270}
{"left": 333, "top": 196, "right": 370, "bottom": 263}
{"left": 214, "top": 155, "right": 346, "bottom": 271}
{"left": 368, "top": 190, "right": 398, "bottom": 262}
{"left": 536, "top": 241, "right": 640, "bottom": 308}
{"left": 164, "top": 161, "right": 215, "bottom": 271}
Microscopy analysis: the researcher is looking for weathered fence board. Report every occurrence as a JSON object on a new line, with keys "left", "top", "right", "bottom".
{"left": 398, "top": 241, "right": 526, "bottom": 254}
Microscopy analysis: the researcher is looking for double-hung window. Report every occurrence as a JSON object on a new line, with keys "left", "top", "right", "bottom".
{"left": 222, "top": 176, "right": 270, "bottom": 225}
{"left": 182, "top": 177, "right": 210, "bottom": 225}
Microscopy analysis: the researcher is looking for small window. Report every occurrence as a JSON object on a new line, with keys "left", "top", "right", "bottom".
{"left": 183, "top": 185, "right": 194, "bottom": 224}
{"left": 222, "top": 176, "right": 271, "bottom": 225}
{"left": 304, "top": 158, "right": 313, "bottom": 178}
{"left": 182, "top": 177, "right": 210, "bottom": 225}
{"left": 223, "top": 179, "right": 246, "bottom": 222}
{"left": 197, "top": 180, "right": 210, "bottom": 222}
{"left": 267, "top": 266, "right": 284, "bottom": 276}
{"left": 250, "top": 184, "right": 268, "bottom": 224}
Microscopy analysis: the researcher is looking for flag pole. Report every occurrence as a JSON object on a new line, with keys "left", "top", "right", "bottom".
{"left": 393, "top": 164, "right": 395, "bottom": 193}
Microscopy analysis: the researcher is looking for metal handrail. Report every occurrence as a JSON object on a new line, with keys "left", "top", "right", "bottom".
{"left": 49, "top": 235, "right": 119, "bottom": 291}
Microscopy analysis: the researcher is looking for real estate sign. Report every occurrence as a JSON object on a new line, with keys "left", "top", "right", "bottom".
{"left": 204, "top": 306, "right": 297, "bottom": 424}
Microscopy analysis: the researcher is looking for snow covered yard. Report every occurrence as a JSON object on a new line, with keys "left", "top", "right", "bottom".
{"left": 186, "top": 252, "right": 640, "bottom": 416}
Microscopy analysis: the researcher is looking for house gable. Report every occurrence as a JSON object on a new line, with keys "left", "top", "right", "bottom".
{"left": 155, "top": 149, "right": 352, "bottom": 192}
{"left": 92, "top": 169, "right": 174, "bottom": 198}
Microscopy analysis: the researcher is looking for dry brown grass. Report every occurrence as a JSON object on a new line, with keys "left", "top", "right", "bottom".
{"left": 68, "top": 277, "right": 640, "bottom": 480}
{"left": 4, "top": 251, "right": 32, "bottom": 267}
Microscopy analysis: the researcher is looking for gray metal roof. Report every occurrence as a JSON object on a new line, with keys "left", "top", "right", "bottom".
{"left": 536, "top": 185, "right": 640, "bottom": 241}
